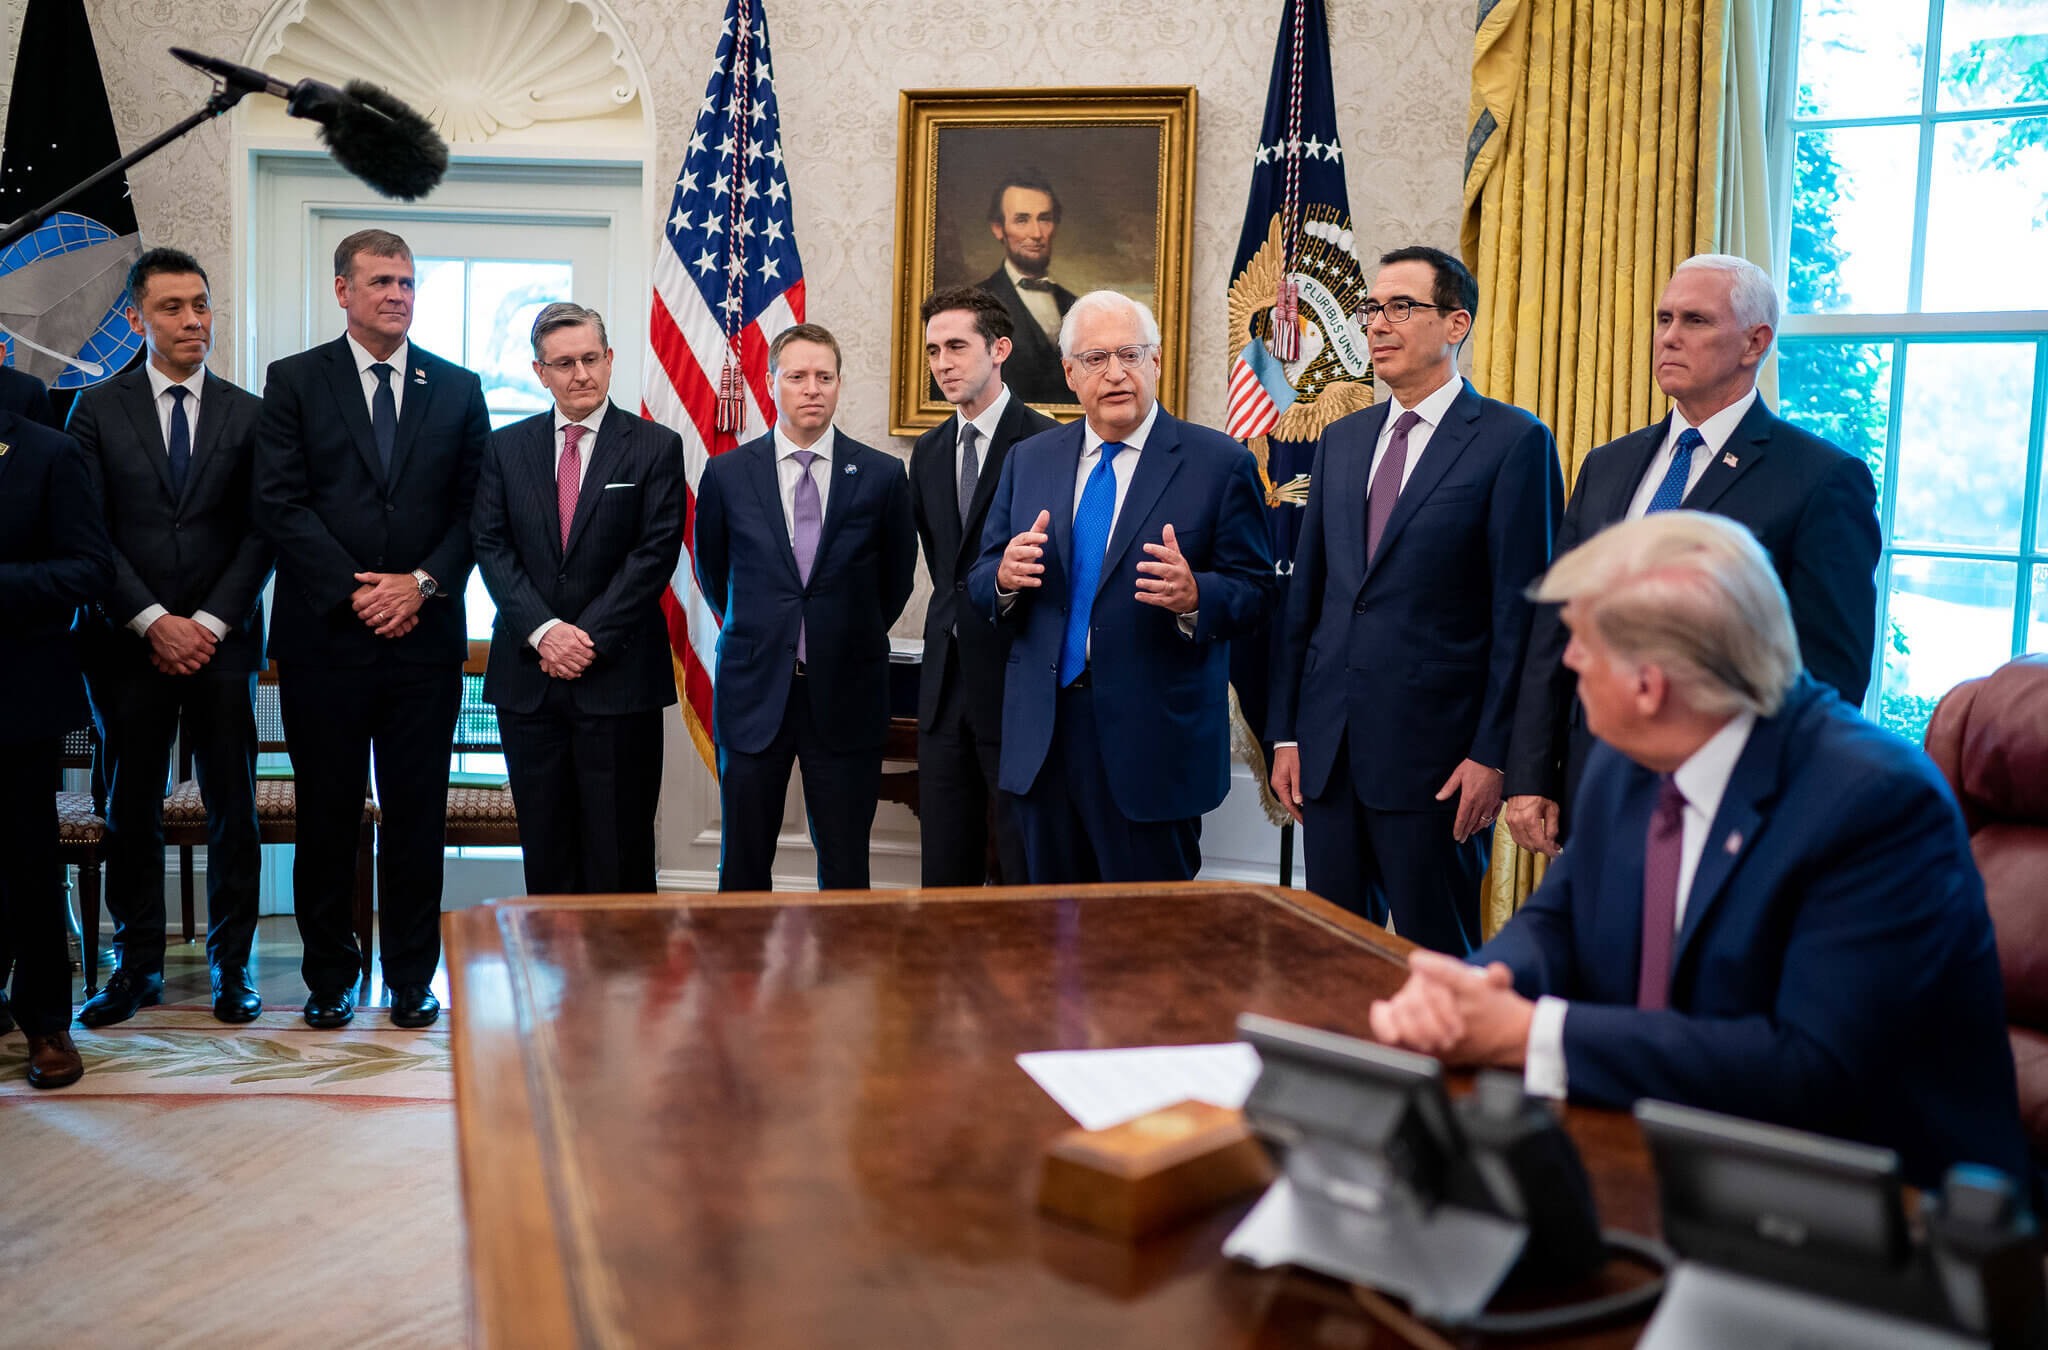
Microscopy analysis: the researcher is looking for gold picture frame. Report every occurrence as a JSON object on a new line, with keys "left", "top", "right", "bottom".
{"left": 888, "top": 86, "right": 1197, "bottom": 437}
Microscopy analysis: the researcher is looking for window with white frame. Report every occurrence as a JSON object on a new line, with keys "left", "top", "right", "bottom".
{"left": 1773, "top": 0, "right": 2048, "bottom": 742}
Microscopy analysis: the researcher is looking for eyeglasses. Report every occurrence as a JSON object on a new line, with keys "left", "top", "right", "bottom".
{"left": 1068, "top": 344, "right": 1156, "bottom": 374}
{"left": 1356, "top": 299, "right": 1452, "bottom": 325}
{"left": 539, "top": 353, "right": 608, "bottom": 374}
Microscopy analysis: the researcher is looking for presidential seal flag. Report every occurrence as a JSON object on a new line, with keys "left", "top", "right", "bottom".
{"left": 645, "top": 0, "right": 806, "bottom": 779}
{"left": 1227, "top": 0, "right": 1371, "bottom": 821}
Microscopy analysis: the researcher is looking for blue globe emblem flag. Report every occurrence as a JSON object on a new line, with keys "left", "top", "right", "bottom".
{"left": 0, "top": 211, "right": 144, "bottom": 389}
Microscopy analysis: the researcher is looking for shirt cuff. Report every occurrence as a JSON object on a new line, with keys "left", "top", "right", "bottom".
{"left": 1523, "top": 995, "right": 1569, "bottom": 1100}
{"left": 192, "top": 611, "right": 229, "bottom": 641}
{"left": 996, "top": 589, "right": 1018, "bottom": 614}
{"left": 1176, "top": 609, "right": 1198, "bottom": 637}
{"left": 1275, "top": 741, "right": 1299, "bottom": 749}
{"left": 529, "top": 618, "right": 561, "bottom": 649}
{"left": 128, "top": 604, "right": 169, "bottom": 637}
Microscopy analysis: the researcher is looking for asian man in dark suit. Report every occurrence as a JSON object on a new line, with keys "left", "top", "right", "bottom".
{"left": 1502, "top": 254, "right": 1880, "bottom": 859}
{"left": 909, "top": 285, "right": 1058, "bottom": 886}
{"left": 969, "top": 290, "right": 1275, "bottom": 885}
{"left": 1371, "top": 512, "right": 2026, "bottom": 1190}
{"left": 694, "top": 323, "right": 917, "bottom": 892}
{"left": 71, "top": 248, "right": 271, "bottom": 1027}
{"left": 978, "top": 173, "right": 1078, "bottom": 406}
{"left": 254, "top": 228, "right": 491, "bottom": 1030}
{"left": 0, "top": 410, "right": 113, "bottom": 1085}
{"left": 1269, "top": 246, "right": 1562, "bottom": 955}
{"left": 472, "top": 303, "right": 685, "bottom": 894}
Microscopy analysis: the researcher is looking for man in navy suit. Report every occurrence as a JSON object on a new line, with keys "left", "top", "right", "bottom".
{"left": 1503, "top": 255, "right": 1880, "bottom": 859}
{"left": 254, "top": 228, "right": 491, "bottom": 1030}
{"left": 1370, "top": 512, "right": 2027, "bottom": 1189}
{"left": 1269, "top": 246, "right": 1562, "bottom": 954}
{"left": 694, "top": 323, "right": 917, "bottom": 891}
{"left": 0, "top": 410, "right": 112, "bottom": 1085}
{"left": 968, "top": 290, "right": 1275, "bottom": 885}
{"left": 473, "top": 303, "right": 684, "bottom": 895}
{"left": 909, "top": 285, "right": 1058, "bottom": 886}
{"left": 71, "top": 248, "right": 271, "bottom": 1026}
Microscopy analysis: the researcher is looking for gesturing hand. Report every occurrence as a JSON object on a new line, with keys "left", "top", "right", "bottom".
{"left": 1136, "top": 523, "right": 1198, "bottom": 613}
{"left": 997, "top": 509, "right": 1052, "bottom": 592}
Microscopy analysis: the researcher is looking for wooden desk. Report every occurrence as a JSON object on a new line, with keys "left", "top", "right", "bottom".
{"left": 447, "top": 884, "right": 1658, "bottom": 1348}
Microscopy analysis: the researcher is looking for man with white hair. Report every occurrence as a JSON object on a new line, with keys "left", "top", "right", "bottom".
{"left": 1371, "top": 512, "right": 2025, "bottom": 1188}
{"left": 967, "top": 290, "right": 1274, "bottom": 883}
{"left": 1503, "top": 254, "right": 1880, "bottom": 858}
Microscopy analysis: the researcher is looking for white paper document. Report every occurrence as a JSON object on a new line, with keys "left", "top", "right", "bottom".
{"left": 1016, "top": 1042, "right": 1263, "bottom": 1132}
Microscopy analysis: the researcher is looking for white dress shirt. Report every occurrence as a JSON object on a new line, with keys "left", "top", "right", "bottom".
{"left": 774, "top": 422, "right": 836, "bottom": 545}
{"left": 528, "top": 400, "right": 613, "bottom": 649}
{"left": 1623, "top": 388, "right": 1757, "bottom": 519}
{"left": 1523, "top": 711, "right": 1759, "bottom": 1098}
{"left": 1005, "top": 258, "right": 1062, "bottom": 342}
{"left": 128, "top": 364, "right": 228, "bottom": 641}
{"left": 955, "top": 383, "right": 1012, "bottom": 488}
{"left": 345, "top": 332, "right": 409, "bottom": 422}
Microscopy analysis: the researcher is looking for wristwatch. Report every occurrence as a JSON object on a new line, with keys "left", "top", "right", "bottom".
{"left": 412, "top": 569, "right": 438, "bottom": 599}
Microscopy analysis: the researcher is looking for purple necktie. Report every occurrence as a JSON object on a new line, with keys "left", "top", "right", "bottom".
{"left": 791, "top": 448, "right": 821, "bottom": 663}
{"left": 1366, "top": 410, "right": 1422, "bottom": 561}
{"left": 1636, "top": 776, "right": 1688, "bottom": 1011}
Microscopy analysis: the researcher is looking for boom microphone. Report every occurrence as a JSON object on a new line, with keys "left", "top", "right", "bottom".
{"left": 169, "top": 48, "right": 448, "bottom": 200}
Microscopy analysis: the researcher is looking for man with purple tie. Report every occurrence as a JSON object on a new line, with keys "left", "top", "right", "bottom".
{"left": 1366, "top": 512, "right": 2025, "bottom": 1191}
{"left": 693, "top": 323, "right": 917, "bottom": 891}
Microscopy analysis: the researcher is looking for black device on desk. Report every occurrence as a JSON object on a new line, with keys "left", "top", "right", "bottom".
{"left": 1636, "top": 1099, "right": 2047, "bottom": 1350}
{"left": 1223, "top": 1014, "right": 1668, "bottom": 1332}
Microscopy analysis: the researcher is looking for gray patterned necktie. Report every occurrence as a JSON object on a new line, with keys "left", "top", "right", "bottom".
{"left": 957, "top": 423, "right": 980, "bottom": 524}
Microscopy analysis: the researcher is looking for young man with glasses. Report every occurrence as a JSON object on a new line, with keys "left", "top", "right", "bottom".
{"left": 1269, "top": 246, "right": 1563, "bottom": 954}
{"left": 471, "top": 302, "right": 686, "bottom": 895}
{"left": 969, "top": 290, "right": 1275, "bottom": 884}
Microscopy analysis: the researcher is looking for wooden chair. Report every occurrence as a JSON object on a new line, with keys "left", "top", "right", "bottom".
{"left": 55, "top": 727, "right": 108, "bottom": 994}
{"left": 445, "top": 641, "right": 519, "bottom": 851}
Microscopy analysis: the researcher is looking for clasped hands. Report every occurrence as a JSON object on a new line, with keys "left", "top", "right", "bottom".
{"left": 536, "top": 623, "right": 595, "bottom": 680}
{"left": 351, "top": 571, "right": 424, "bottom": 638}
{"left": 1368, "top": 950, "right": 1534, "bottom": 1070}
{"left": 996, "top": 508, "right": 1198, "bottom": 613}
{"left": 144, "top": 615, "right": 217, "bottom": 676}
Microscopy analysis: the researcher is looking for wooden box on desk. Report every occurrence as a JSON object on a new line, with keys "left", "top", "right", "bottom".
{"left": 1037, "top": 1099, "right": 1274, "bottom": 1240}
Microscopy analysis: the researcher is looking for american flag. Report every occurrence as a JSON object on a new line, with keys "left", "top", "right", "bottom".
{"left": 644, "top": 0, "right": 805, "bottom": 778}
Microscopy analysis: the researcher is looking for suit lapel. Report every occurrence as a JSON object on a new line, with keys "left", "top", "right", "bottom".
{"left": 1096, "top": 410, "right": 1183, "bottom": 597}
{"left": 562, "top": 404, "right": 630, "bottom": 561}
{"left": 115, "top": 369, "right": 176, "bottom": 502}
{"left": 1047, "top": 421, "right": 1084, "bottom": 584}
{"left": 813, "top": 434, "right": 868, "bottom": 574}
{"left": 955, "top": 401, "right": 1019, "bottom": 569}
{"left": 743, "top": 436, "right": 801, "bottom": 585}
{"left": 928, "top": 415, "right": 966, "bottom": 567}
{"left": 182, "top": 372, "right": 232, "bottom": 506}
{"left": 386, "top": 348, "right": 438, "bottom": 488}
{"left": 1679, "top": 398, "right": 1773, "bottom": 514}
{"left": 0, "top": 410, "right": 21, "bottom": 491}
{"left": 1365, "top": 384, "right": 1482, "bottom": 581}
{"left": 1333, "top": 403, "right": 1385, "bottom": 583}
{"left": 1600, "top": 420, "right": 1669, "bottom": 524}
{"left": 525, "top": 415, "right": 565, "bottom": 561}
{"left": 323, "top": 339, "right": 384, "bottom": 484}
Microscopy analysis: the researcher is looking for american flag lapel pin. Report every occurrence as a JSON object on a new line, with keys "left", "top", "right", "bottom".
{"left": 1724, "top": 830, "right": 1743, "bottom": 854}
{"left": 1721, "top": 452, "right": 1739, "bottom": 468}
{"left": 412, "top": 368, "right": 427, "bottom": 385}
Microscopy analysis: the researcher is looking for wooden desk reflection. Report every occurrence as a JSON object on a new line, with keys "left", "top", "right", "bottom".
{"left": 447, "top": 883, "right": 1658, "bottom": 1348}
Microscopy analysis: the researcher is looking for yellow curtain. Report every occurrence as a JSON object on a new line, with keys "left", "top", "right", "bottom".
{"left": 1461, "top": 0, "right": 1734, "bottom": 937}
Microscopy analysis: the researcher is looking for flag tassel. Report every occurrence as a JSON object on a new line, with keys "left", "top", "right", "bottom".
{"left": 715, "top": 352, "right": 745, "bottom": 434}
{"left": 1272, "top": 277, "right": 1300, "bottom": 361}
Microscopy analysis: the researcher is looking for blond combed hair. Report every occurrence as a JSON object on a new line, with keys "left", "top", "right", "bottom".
{"left": 1534, "top": 512, "right": 1800, "bottom": 718}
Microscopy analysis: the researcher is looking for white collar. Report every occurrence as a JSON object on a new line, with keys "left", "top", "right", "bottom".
{"left": 1671, "top": 710, "right": 1757, "bottom": 827}
{"left": 554, "top": 399, "right": 610, "bottom": 438}
{"left": 1004, "top": 258, "right": 1058, "bottom": 291}
{"left": 774, "top": 421, "right": 836, "bottom": 463}
{"left": 957, "top": 383, "right": 1012, "bottom": 445}
{"left": 145, "top": 363, "right": 205, "bottom": 403}
{"left": 345, "top": 332, "right": 410, "bottom": 379}
{"left": 1083, "top": 399, "right": 1160, "bottom": 457}
{"left": 1384, "top": 374, "right": 1465, "bottom": 432}
{"left": 1670, "top": 387, "right": 1759, "bottom": 455}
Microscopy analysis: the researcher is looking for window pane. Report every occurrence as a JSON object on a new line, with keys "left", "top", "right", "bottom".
{"left": 469, "top": 260, "right": 572, "bottom": 430}
{"left": 1922, "top": 117, "right": 2048, "bottom": 310}
{"left": 1937, "top": 0, "right": 2048, "bottom": 110}
{"left": 1795, "top": 0, "right": 1929, "bottom": 117}
{"left": 1776, "top": 340, "right": 1894, "bottom": 495}
{"left": 464, "top": 569, "right": 495, "bottom": 642}
{"left": 1879, "top": 555, "right": 2018, "bottom": 740}
{"left": 412, "top": 257, "right": 466, "bottom": 362}
{"left": 2031, "top": 566, "right": 2048, "bottom": 654}
{"left": 1890, "top": 341, "right": 2036, "bottom": 548}
{"left": 1788, "top": 126, "right": 1918, "bottom": 314}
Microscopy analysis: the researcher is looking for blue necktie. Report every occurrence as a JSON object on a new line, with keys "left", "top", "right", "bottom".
{"left": 1059, "top": 441, "right": 1123, "bottom": 687}
{"left": 370, "top": 362, "right": 397, "bottom": 476}
{"left": 166, "top": 385, "right": 191, "bottom": 500}
{"left": 1645, "top": 427, "right": 1705, "bottom": 513}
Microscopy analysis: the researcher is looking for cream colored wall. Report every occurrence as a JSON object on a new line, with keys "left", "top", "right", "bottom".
{"left": 23, "top": 0, "right": 1475, "bottom": 889}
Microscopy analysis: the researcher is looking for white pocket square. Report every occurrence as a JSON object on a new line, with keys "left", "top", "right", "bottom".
{"left": 603, "top": 481, "right": 637, "bottom": 489}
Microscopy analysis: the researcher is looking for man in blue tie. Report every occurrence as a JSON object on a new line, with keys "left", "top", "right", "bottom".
{"left": 968, "top": 291, "right": 1275, "bottom": 884}
{"left": 1501, "top": 255, "right": 1880, "bottom": 859}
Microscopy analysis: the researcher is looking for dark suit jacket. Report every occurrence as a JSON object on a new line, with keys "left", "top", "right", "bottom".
{"left": 68, "top": 367, "right": 272, "bottom": 678}
{"left": 694, "top": 431, "right": 917, "bottom": 755}
{"left": 979, "top": 267, "right": 1077, "bottom": 406}
{"left": 0, "top": 364, "right": 57, "bottom": 429}
{"left": 909, "top": 391, "right": 1059, "bottom": 734}
{"left": 1504, "top": 399, "right": 1880, "bottom": 811}
{"left": 1477, "top": 676, "right": 2028, "bottom": 1189}
{"left": 253, "top": 337, "right": 491, "bottom": 667}
{"left": 473, "top": 403, "right": 686, "bottom": 716}
{"left": 1270, "top": 382, "right": 1563, "bottom": 809}
{"left": 0, "top": 415, "right": 114, "bottom": 739}
{"left": 967, "top": 408, "right": 1276, "bottom": 822}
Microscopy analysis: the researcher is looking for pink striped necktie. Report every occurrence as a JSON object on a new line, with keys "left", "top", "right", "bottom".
{"left": 1636, "top": 776, "right": 1688, "bottom": 1011}
{"left": 558, "top": 423, "right": 585, "bottom": 550}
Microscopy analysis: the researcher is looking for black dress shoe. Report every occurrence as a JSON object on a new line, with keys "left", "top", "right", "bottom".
{"left": 303, "top": 987, "right": 355, "bottom": 1029}
{"left": 211, "top": 969, "right": 263, "bottom": 1024}
{"left": 78, "top": 968, "right": 163, "bottom": 1028}
{"left": 0, "top": 991, "right": 14, "bottom": 1037}
{"left": 389, "top": 983, "right": 440, "bottom": 1029}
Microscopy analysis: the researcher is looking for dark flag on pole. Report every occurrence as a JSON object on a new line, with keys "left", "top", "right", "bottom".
{"left": 1225, "top": 0, "right": 1371, "bottom": 822}
{"left": 0, "top": 0, "right": 144, "bottom": 411}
